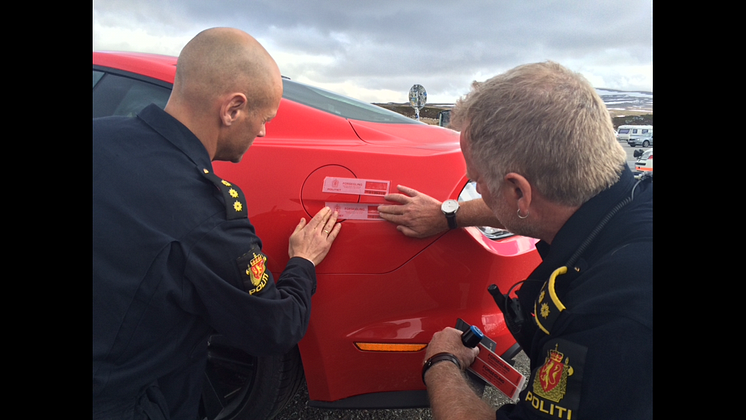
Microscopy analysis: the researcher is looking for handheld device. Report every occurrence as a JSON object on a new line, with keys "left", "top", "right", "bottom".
{"left": 456, "top": 319, "right": 526, "bottom": 401}
{"left": 461, "top": 325, "right": 484, "bottom": 348}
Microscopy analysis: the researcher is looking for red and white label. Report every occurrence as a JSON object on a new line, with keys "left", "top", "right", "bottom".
{"left": 469, "top": 344, "right": 526, "bottom": 401}
{"left": 326, "top": 202, "right": 382, "bottom": 220}
{"left": 323, "top": 177, "right": 390, "bottom": 197}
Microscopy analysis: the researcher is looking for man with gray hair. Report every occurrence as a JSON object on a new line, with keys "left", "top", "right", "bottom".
{"left": 384, "top": 62, "right": 652, "bottom": 419}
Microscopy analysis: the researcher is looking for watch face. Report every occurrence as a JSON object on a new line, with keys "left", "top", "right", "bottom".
{"left": 442, "top": 200, "right": 459, "bottom": 213}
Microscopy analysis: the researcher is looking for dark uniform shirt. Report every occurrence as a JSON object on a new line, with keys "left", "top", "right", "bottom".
{"left": 496, "top": 166, "right": 652, "bottom": 420}
{"left": 93, "top": 104, "right": 317, "bottom": 419}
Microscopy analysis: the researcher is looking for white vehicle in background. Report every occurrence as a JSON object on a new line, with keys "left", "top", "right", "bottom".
{"left": 633, "top": 148, "right": 653, "bottom": 173}
{"left": 629, "top": 133, "right": 653, "bottom": 147}
{"left": 617, "top": 125, "right": 652, "bottom": 144}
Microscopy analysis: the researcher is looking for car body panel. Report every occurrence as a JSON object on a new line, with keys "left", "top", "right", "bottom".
{"left": 94, "top": 51, "right": 177, "bottom": 83}
{"left": 93, "top": 51, "right": 541, "bottom": 405}
{"left": 298, "top": 227, "right": 540, "bottom": 401}
{"left": 213, "top": 115, "right": 472, "bottom": 276}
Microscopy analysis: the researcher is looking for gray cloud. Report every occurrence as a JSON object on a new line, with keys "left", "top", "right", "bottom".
{"left": 93, "top": 0, "right": 652, "bottom": 102}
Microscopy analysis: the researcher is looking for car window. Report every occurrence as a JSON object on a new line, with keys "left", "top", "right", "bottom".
{"left": 93, "top": 70, "right": 171, "bottom": 118}
{"left": 282, "top": 79, "right": 417, "bottom": 124}
{"left": 92, "top": 67, "right": 415, "bottom": 124}
{"left": 93, "top": 70, "right": 105, "bottom": 87}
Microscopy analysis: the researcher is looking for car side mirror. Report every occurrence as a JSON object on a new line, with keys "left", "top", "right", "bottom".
{"left": 633, "top": 149, "right": 644, "bottom": 158}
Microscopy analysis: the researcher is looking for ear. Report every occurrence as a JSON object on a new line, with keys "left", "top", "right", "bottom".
{"left": 220, "top": 93, "right": 248, "bottom": 127}
{"left": 502, "top": 172, "right": 533, "bottom": 214}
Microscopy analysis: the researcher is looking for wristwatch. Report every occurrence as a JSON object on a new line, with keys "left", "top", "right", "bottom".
{"left": 441, "top": 199, "right": 460, "bottom": 229}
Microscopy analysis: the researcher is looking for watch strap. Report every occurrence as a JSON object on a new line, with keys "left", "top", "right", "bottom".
{"left": 445, "top": 213, "right": 457, "bottom": 229}
{"left": 422, "top": 352, "right": 461, "bottom": 384}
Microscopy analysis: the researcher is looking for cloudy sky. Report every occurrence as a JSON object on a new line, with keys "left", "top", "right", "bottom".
{"left": 93, "top": 0, "right": 652, "bottom": 104}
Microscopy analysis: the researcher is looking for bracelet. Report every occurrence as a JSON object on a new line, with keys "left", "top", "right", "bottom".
{"left": 421, "top": 352, "right": 461, "bottom": 384}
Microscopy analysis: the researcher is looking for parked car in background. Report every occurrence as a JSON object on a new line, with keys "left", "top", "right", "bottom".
{"left": 628, "top": 133, "right": 653, "bottom": 147}
{"left": 634, "top": 148, "right": 653, "bottom": 172}
{"left": 93, "top": 51, "right": 541, "bottom": 420}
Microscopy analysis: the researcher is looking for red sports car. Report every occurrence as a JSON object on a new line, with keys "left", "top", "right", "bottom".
{"left": 93, "top": 51, "right": 541, "bottom": 419}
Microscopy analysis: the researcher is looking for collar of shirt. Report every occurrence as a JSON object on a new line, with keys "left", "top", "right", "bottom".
{"left": 137, "top": 104, "right": 213, "bottom": 173}
{"left": 534, "top": 165, "right": 638, "bottom": 270}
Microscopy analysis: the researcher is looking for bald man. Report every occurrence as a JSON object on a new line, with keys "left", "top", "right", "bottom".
{"left": 93, "top": 28, "right": 340, "bottom": 419}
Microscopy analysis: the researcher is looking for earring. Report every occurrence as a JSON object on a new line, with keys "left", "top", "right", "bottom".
{"left": 517, "top": 208, "right": 529, "bottom": 219}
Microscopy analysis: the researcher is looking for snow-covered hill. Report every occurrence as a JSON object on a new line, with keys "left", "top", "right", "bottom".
{"left": 597, "top": 88, "right": 652, "bottom": 113}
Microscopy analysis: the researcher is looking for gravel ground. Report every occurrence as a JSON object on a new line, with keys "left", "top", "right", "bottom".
{"left": 274, "top": 351, "right": 530, "bottom": 420}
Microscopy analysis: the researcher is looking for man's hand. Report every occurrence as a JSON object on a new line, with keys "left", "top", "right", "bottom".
{"left": 288, "top": 207, "right": 341, "bottom": 266}
{"left": 378, "top": 185, "right": 448, "bottom": 238}
{"left": 424, "top": 326, "right": 496, "bottom": 420}
{"left": 425, "top": 327, "right": 479, "bottom": 369}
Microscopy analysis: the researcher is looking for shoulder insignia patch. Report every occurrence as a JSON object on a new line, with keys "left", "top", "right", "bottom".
{"left": 525, "top": 339, "right": 586, "bottom": 419}
{"left": 236, "top": 247, "right": 270, "bottom": 295}
{"left": 534, "top": 345, "right": 573, "bottom": 402}
{"left": 534, "top": 266, "right": 568, "bottom": 335}
{"left": 200, "top": 168, "right": 247, "bottom": 220}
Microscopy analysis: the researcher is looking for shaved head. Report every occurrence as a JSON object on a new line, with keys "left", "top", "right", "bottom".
{"left": 164, "top": 27, "right": 284, "bottom": 162}
{"left": 172, "top": 27, "right": 281, "bottom": 112}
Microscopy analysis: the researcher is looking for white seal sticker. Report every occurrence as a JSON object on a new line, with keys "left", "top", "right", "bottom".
{"left": 326, "top": 202, "right": 382, "bottom": 220}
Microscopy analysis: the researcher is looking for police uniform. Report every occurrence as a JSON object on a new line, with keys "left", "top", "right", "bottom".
{"left": 93, "top": 104, "right": 317, "bottom": 419}
{"left": 496, "top": 167, "right": 652, "bottom": 420}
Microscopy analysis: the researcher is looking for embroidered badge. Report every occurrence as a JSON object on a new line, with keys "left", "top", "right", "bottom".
{"left": 525, "top": 339, "right": 585, "bottom": 419}
{"left": 245, "top": 252, "right": 269, "bottom": 295}
{"left": 534, "top": 345, "right": 574, "bottom": 402}
{"left": 236, "top": 247, "right": 270, "bottom": 295}
{"left": 248, "top": 253, "right": 266, "bottom": 286}
{"left": 540, "top": 302, "right": 550, "bottom": 319}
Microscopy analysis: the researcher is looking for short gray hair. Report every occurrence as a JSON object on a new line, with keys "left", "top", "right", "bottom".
{"left": 451, "top": 61, "right": 626, "bottom": 207}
